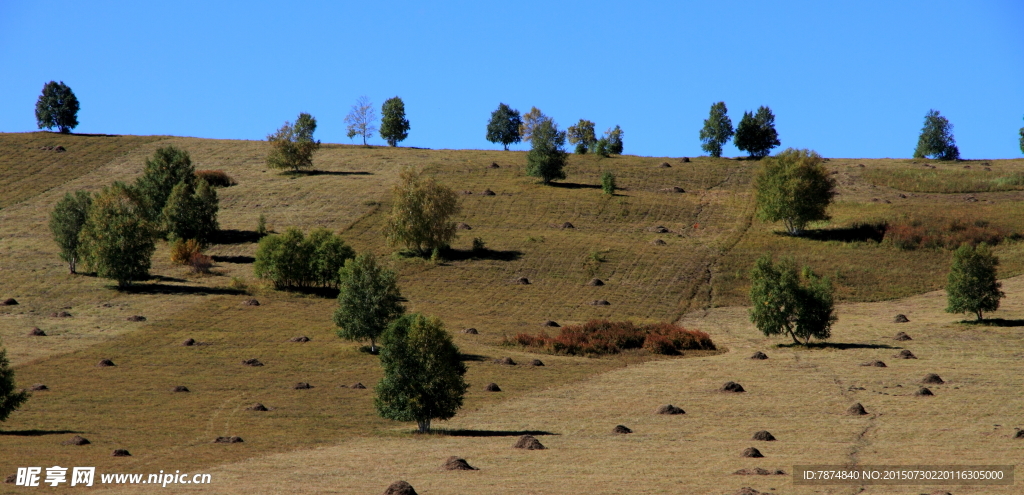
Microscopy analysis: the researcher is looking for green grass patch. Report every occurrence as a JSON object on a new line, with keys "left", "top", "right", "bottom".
{"left": 862, "top": 166, "right": 1024, "bottom": 193}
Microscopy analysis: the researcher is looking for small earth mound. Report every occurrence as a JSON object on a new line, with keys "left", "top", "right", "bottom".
{"left": 752, "top": 430, "right": 776, "bottom": 441}
{"left": 651, "top": 239, "right": 667, "bottom": 246}
{"left": 481, "top": 189, "right": 496, "bottom": 196}
{"left": 656, "top": 404, "right": 685, "bottom": 415}
{"left": 126, "top": 315, "right": 146, "bottom": 322}
{"left": 28, "top": 327, "right": 46, "bottom": 336}
{"left": 741, "top": 447, "right": 764, "bottom": 458}
{"left": 181, "top": 338, "right": 197, "bottom": 346}
{"left": 293, "top": 382, "right": 313, "bottom": 389}
{"left": 848, "top": 403, "right": 868, "bottom": 415}
{"left": 542, "top": 320, "right": 560, "bottom": 327}
{"left": 915, "top": 387, "right": 934, "bottom": 396}
{"left": 1, "top": 298, "right": 18, "bottom": 305}
{"left": 461, "top": 190, "right": 473, "bottom": 195}
{"left": 721, "top": 381, "right": 745, "bottom": 393}
{"left": 489, "top": 162, "right": 500, "bottom": 169}
{"left": 62, "top": 435, "right": 90, "bottom": 446}
{"left": 441, "top": 456, "right": 478, "bottom": 471}
{"left": 660, "top": 186, "right": 685, "bottom": 193}
{"left": 531, "top": 359, "right": 545, "bottom": 366}
{"left": 649, "top": 226, "right": 669, "bottom": 233}
{"left": 590, "top": 300, "right": 611, "bottom": 306}
{"left": 351, "top": 382, "right": 367, "bottom": 389}
{"left": 750, "top": 351, "right": 768, "bottom": 360}
{"left": 241, "top": 358, "right": 264, "bottom": 366}
{"left": 732, "top": 488, "right": 763, "bottom": 495}
{"left": 289, "top": 336, "right": 311, "bottom": 342}
{"left": 51, "top": 311, "right": 72, "bottom": 318}
{"left": 213, "top": 436, "right": 243, "bottom": 443}
{"left": 894, "top": 331, "right": 912, "bottom": 341}
{"left": 111, "top": 449, "right": 131, "bottom": 457}
{"left": 484, "top": 382, "right": 501, "bottom": 392}
{"left": 463, "top": 328, "right": 478, "bottom": 334}
{"left": 681, "top": 157, "right": 691, "bottom": 163}
{"left": 497, "top": 357, "right": 516, "bottom": 365}
{"left": 4, "top": 475, "right": 15, "bottom": 484}
{"left": 612, "top": 425, "right": 632, "bottom": 434}
{"left": 513, "top": 277, "right": 530, "bottom": 285}
{"left": 561, "top": 222, "right": 575, "bottom": 229}
{"left": 861, "top": 360, "right": 887, "bottom": 367}
{"left": 659, "top": 162, "right": 671, "bottom": 168}
{"left": 456, "top": 222, "right": 472, "bottom": 230}
{"left": 247, "top": 403, "right": 269, "bottom": 411}
{"left": 922, "top": 373, "right": 944, "bottom": 384}
{"left": 733, "top": 468, "right": 777, "bottom": 475}
{"left": 97, "top": 359, "right": 115, "bottom": 367}
{"left": 172, "top": 386, "right": 189, "bottom": 392}
{"left": 587, "top": 278, "right": 605, "bottom": 286}
{"left": 384, "top": 480, "right": 418, "bottom": 495}
{"left": 1015, "top": 430, "right": 1024, "bottom": 439}
{"left": 893, "top": 314, "right": 910, "bottom": 323}
{"left": 241, "top": 298, "right": 260, "bottom": 306}
{"left": 513, "top": 435, "right": 546, "bottom": 450}
{"left": 894, "top": 349, "right": 917, "bottom": 359}
{"left": 30, "top": 384, "right": 48, "bottom": 391}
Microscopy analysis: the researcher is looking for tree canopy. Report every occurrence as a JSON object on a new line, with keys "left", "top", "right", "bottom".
{"left": 374, "top": 313, "right": 468, "bottom": 433}
{"left": 266, "top": 113, "right": 321, "bottom": 172}
{"left": 946, "top": 243, "right": 1003, "bottom": 321}
{"left": 162, "top": 178, "right": 219, "bottom": 245}
{"left": 380, "top": 97, "right": 410, "bottom": 147}
{"left": 699, "top": 102, "right": 734, "bottom": 158}
{"left": 525, "top": 119, "right": 568, "bottom": 185}
{"left": 605, "top": 125, "right": 624, "bottom": 155}
{"left": 486, "top": 103, "right": 522, "bottom": 150}
{"left": 345, "top": 96, "right": 377, "bottom": 145}
{"left": 749, "top": 255, "right": 836, "bottom": 345}
{"left": 914, "top": 109, "right": 959, "bottom": 160}
{"left": 1019, "top": 115, "right": 1023, "bottom": 155}
{"left": 567, "top": 119, "right": 597, "bottom": 154}
{"left": 0, "top": 339, "right": 29, "bottom": 423}
{"left": 49, "top": 190, "right": 92, "bottom": 274}
{"left": 134, "top": 146, "right": 196, "bottom": 222}
{"left": 754, "top": 148, "right": 836, "bottom": 236}
{"left": 734, "top": 106, "right": 780, "bottom": 158}
{"left": 382, "top": 168, "right": 461, "bottom": 255}
{"left": 519, "top": 107, "right": 549, "bottom": 143}
{"left": 35, "top": 81, "right": 79, "bottom": 133}
{"left": 78, "top": 183, "right": 156, "bottom": 287}
{"left": 253, "top": 227, "right": 354, "bottom": 289}
{"left": 333, "top": 253, "right": 405, "bottom": 353}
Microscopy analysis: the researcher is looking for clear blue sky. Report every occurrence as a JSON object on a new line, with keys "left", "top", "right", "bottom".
{"left": 2, "top": 1, "right": 1022, "bottom": 158}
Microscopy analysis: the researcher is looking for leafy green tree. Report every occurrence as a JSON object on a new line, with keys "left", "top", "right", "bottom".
{"left": 749, "top": 255, "right": 836, "bottom": 345}
{"left": 345, "top": 96, "right": 377, "bottom": 145}
{"left": 49, "top": 190, "right": 92, "bottom": 273}
{"left": 374, "top": 313, "right": 468, "bottom": 433}
{"left": 485, "top": 103, "right": 522, "bottom": 150}
{"left": 134, "top": 146, "right": 196, "bottom": 222}
{"left": 333, "top": 253, "right": 405, "bottom": 352}
{"left": 601, "top": 171, "right": 616, "bottom": 195}
{"left": 734, "top": 106, "right": 780, "bottom": 159}
{"left": 699, "top": 102, "right": 734, "bottom": 158}
{"left": 593, "top": 137, "right": 610, "bottom": 157}
{"left": 307, "top": 228, "right": 356, "bottom": 288}
{"left": 754, "top": 148, "right": 836, "bottom": 236}
{"left": 35, "top": 81, "right": 79, "bottom": 133}
{"left": 946, "top": 243, "right": 1003, "bottom": 321}
{"left": 526, "top": 119, "right": 568, "bottom": 185}
{"left": 913, "top": 109, "right": 959, "bottom": 160}
{"left": 519, "top": 107, "right": 549, "bottom": 143}
{"left": 253, "top": 228, "right": 353, "bottom": 289}
{"left": 266, "top": 113, "right": 321, "bottom": 172}
{"left": 1019, "top": 116, "right": 1024, "bottom": 155}
{"left": 380, "top": 97, "right": 410, "bottom": 147}
{"left": 567, "top": 119, "right": 597, "bottom": 154}
{"left": 383, "top": 168, "right": 461, "bottom": 255}
{"left": 78, "top": 183, "right": 156, "bottom": 287}
{"left": 605, "top": 125, "right": 623, "bottom": 155}
{"left": 0, "top": 339, "right": 30, "bottom": 423}
{"left": 162, "top": 178, "right": 219, "bottom": 245}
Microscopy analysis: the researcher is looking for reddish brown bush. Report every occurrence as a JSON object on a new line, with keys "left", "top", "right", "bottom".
{"left": 883, "top": 217, "right": 1008, "bottom": 250}
{"left": 170, "top": 239, "right": 202, "bottom": 265}
{"left": 196, "top": 170, "right": 236, "bottom": 187}
{"left": 189, "top": 252, "right": 213, "bottom": 274}
{"left": 508, "top": 319, "right": 714, "bottom": 356}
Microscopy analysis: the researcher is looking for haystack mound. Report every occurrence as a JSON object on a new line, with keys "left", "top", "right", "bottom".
{"left": 247, "top": 403, "right": 269, "bottom": 411}
{"left": 848, "top": 403, "right": 868, "bottom": 415}
{"left": 489, "top": 162, "right": 500, "bottom": 169}
{"left": 289, "top": 336, "right": 311, "bottom": 342}
{"left": 62, "top": 435, "right": 90, "bottom": 446}
{"left": 659, "top": 162, "right": 671, "bottom": 168}
{"left": 461, "top": 190, "right": 473, "bottom": 195}
{"left": 721, "top": 381, "right": 745, "bottom": 393}
{"left": 587, "top": 278, "right": 605, "bottom": 286}
{"left": 513, "top": 435, "right": 546, "bottom": 450}
{"left": 681, "top": 157, "right": 691, "bottom": 163}
{"left": 893, "top": 314, "right": 910, "bottom": 323}
{"left": 752, "top": 430, "right": 776, "bottom": 441}
{"left": 651, "top": 239, "right": 667, "bottom": 246}
{"left": 293, "top": 382, "right": 313, "bottom": 389}
{"left": 27, "top": 327, "right": 46, "bottom": 336}
{"left": 241, "top": 358, "right": 264, "bottom": 366}
{"left": 542, "top": 320, "right": 560, "bottom": 327}
{"left": 733, "top": 468, "right": 772, "bottom": 475}
{"left": 612, "top": 425, "right": 632, "bottom": 434}
{"left": 915, "top": 387, "right": 934, "bottom": 396}
{"left": 732, "top": 488, "right": 763, "bottom": 495}
{"left": 172, "top": 386, "right": 190, "bottom": 393}
{"left": 750, "top": 351, "right": 768, "bottom": 360}
{"left": 656, "top": 404, "right": 685, "bottom": 415}
{"left": 383, "top": 480, "right": 418, "bottom": 495}
{"left": 590, "top": 300, "right": 611, "bottom": 306}
{"left": 649, "top": 226, "right": 669, "bottom": 233}
{"left": 561, "top": 222, "right": 575, "bottom": 229}
{"left": 213, "top": 436, "right": 243, "bottom": 443}
{"left": 126, "top": 315, "right": 146, "bottom": 322}
{"left": 3, "top": 475, "right": 12, "bottom": 484}
{"left": 894, "top": 349, "right": 917, "bottom": 359}
{"left": 660, "top": 186, "right": 685, "bottom": 193}
{"left": 861, "top": 360, "right": 887, "bottom": 367}
{"left": 456, "top": 222, "right": 472, "bottom": 230}
{"left": 531, "top": 359, "right": 545, "bottom": 366}
{"left": 484, "top": 383, "right": 501, "bottom": 392}
{"left": 1015, "top": 430, "right": 1024, "bottom": 439}
{"left": 894, "top": 331, "right": 912, "bottom": 341}
{"left": 111, "top": 449, "right": 131, "bottom": 457}
{"left": 97, "top": 359, "right": 115, "bottom": 367}
{"left": 922, "top": 373, "right": 944, "bottom": 384}
{"left": 1, "top": 298, "right": 18, "bottom": 305}
{"left": 441, "top": 456, "right": 478, "bottom": 471}
{"left": 929, "top": 492, "right": 952, "bottom": 495}
{"left": 741, "top": 447, "right": 764, "bottom": 458}
{"left": 351, "top": 382, "right": 367, "bottom": 389}
{"left": 481, "top": 189, "right": 496, "bottom": 196}
{"left": 463, "top": 328, "right": 478, "bottom": 334}
{"left": 498, "top": 357, "right": 516, "bottom": 366}
{"left": 30, "top": 384, "right": 48, "bottom": 391}
{"left": 181, "top": 338, "right": 196, "bottom": 346}
{"left": 241, "top": 298, "right": 260, "bottom": 306}
{"left": 51, "top": 311, "right": 72, "bottom": 318}
{"left": 513, "top": 277, "right": 531, "bottom": 285}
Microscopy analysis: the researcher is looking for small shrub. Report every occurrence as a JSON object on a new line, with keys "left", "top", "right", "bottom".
{"left": 170, "top": 239, "right": 202, "bottom": 265}
{"left": 189, "top": 252, "right": 213, "bottom": 274}
{"left": 256, "top": 214, "right": 268, "bottom": 237}
{"left": 601, "top": 171, "right": 616, "bottom": 195}
{"left": 195, "top": 170, "right": 236, "bottom": 187}
{"left": 253, "top": 228, "right": 354, "bottom": 289}
{"left": 228, "top": 277, "right": 248, "bottom": 290}
{"left": 472, "top": 237, "right": 486, "bottom": 252}
{"left": 507, "top": 319, "right": 715, "bottom": 356}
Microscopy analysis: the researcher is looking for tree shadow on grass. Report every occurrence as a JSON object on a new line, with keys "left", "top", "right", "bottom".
{"left": 547, "top": 182, "right": 602, "bottom": 190}
{"left": 776, "top": 342, "right": 900, "bottom": 350}
{"left": 116, "top": 284, "right": 248, "bottom": 296}
{"left": 211, "top": 229, "right": 264, "bottom": 245}
{"left": 961, "top": 318, "right": 1024, "bottom": 327}
{"left": 782, "top": 223, "right": 887, "bottom": 243}
{"left": 211, "top": 255, "right": 255, "bottom": 264}
{"left": 276, "top": 286, "right": 341, "bottom": 299}
{"left": 0, "top": 429, "right": 81, "bottom": 436}
{"left": 459, "top": 353, "right": 489, "bottom": 362}
{"left": 422, "top": 429, "right": 558, "bottom": 437}
{"left": 283, "top": 170, "right": 373, "bottom": 176}
{"left": 443, "top": 248, "right": 523, "bottom": 262}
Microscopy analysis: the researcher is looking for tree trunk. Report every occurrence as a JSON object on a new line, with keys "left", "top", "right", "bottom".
{"left": 977, "top": 310, "right": 984, "bottom": 322}
{"left": 790, "top": 332, "right": 802, "bottom": 346}
{"left": 417, "top": 419, "right": 431, "bottom": 433}
{"left": 370, "top": 338, "right": 376, "bottom": 354}
{"left": 69, "top": 257, "right": 76, "bottom": 274}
